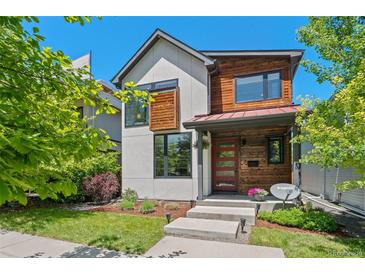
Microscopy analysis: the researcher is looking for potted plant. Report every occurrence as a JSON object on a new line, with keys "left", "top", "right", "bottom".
{"left": 248, "top": 187, "right": 269, "bottom": 201}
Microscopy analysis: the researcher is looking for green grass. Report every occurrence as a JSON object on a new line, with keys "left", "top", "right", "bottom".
{"left": 0, "top": 208, "right": 165, "bottom": 254}
{"left": 250, "top": 227, "right": 365, "bottom": 258}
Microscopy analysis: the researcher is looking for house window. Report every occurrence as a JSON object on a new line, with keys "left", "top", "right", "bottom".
{"left": 77, "top": 106, "right": 83, "bottom": 118}
{"left": 124, "top": 79, "right": 178, "bottom": 128}
{"left": 268, "top": 136, "right": 284, "bottom": 164}
{"left": 235, "top": 71, "right": 281, "bottom": 103}
{"left": 125, "top": 101, "right": 149, "bottom": 127}
{"left": 154, "top": 132, "right": 192, "bottom": 178}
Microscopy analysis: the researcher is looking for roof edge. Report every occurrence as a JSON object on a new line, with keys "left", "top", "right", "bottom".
{"left": 183, "top": 111, "right": 297, "bottom": 129}
{"left": 111, "top": 28, "right": 215, "bottom": 84}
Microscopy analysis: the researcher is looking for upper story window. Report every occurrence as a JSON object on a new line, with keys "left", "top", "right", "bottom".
{"left": 137, "top": 79, "right": 178, "bottom": 92}
{"left": 125, "top": 101, "right": 149, "bottom": 127}
{"left": 77, "top": 106, "right": 83, "bottom": 119}
{"left": 235, "top": 71, "right": 281, "bottom": 103}
{"left": 124, "top": 79, "right": 178, "bottom": 128}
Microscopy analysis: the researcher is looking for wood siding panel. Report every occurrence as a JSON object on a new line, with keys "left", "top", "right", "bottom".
{"left": 149, "top": 90, "right": 179, "bottom": 131}
{"left": 210, "top": 56, "right": 293, "bottom": 113}
{"left": 212, "top": 126, "right": 291, "bottom": 194}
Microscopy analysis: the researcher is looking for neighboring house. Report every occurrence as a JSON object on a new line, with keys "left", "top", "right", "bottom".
{"left": 73, "top": 54, "right": 122, "bottom": 158}
{"left": 299, "top": 142, "right": 365, "bottom": 214}
{"left": 111, "top": 29, "right": 303, "bottom": 201}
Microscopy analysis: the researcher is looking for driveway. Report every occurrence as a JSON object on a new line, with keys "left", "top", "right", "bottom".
{"left": 0, "top": 230, "right": 131, "bottom": 258}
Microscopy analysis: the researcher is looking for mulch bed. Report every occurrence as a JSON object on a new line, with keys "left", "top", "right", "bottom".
{"left": 91, "top": 200, "right": 193, "bottom": 219}
{"left": 256, "top": 219, "right": 351, "bottom": 237}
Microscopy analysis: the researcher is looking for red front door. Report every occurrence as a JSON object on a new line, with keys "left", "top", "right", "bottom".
{"left": 212, "top": 137, "right": 239, "bottom": 192}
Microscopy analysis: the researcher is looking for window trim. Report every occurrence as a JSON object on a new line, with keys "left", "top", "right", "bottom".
{"left": 267, "top": 136, "right": 284, "bottom": 165}
{"left": 137, "top": 78, "right": 179, "bottom": 93}
{"left": 124, "top": 79, "right": 179, "bottom": 128}
{"left": 234, "top": 70, "right": 282, "bottom": 104}
{"left": 154, "top": 132, "right": 192, "bottom": 179}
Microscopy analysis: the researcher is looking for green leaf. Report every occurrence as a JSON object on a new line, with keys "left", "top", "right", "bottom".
{"left": 0, "top": 182, "right": 11, "bottom": 205}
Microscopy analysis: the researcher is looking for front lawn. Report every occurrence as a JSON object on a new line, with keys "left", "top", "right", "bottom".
{"left": 0, "top": 208, "right": 165, "bottom": 254}
{"left": 250, "top": 227, "right": 365, "bottom": 258}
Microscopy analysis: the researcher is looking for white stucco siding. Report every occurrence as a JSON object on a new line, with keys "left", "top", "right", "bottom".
{"left": 120, "top": 39, "right": 209, "bottom": 201}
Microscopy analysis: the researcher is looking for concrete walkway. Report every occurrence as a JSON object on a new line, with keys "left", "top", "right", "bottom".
{"left": 0, "top": 230, "right": 130, "bottom": 258}
{"left": 145, "top": 236, "right": 285, "bottom": 258}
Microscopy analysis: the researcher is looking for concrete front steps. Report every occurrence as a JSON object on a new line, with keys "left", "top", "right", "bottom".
{"left": 196, "top": 199, "right": 257, "bottom": 209}
{"left": 187, "top": 206, "right": 256, "bottom": 225}
{"left": 164, "top": 199, "right": 256, "bottom": 243}
{"left": 164, "top": 217, "right": 242, "bottom": 243}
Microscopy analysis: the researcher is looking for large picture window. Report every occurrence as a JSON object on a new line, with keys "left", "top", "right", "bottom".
{"left": 235, "top": 71, "right": 281, "bottom": 103}
{"left": 154, "top": 133, "right": 192, "bottom": 178}
{"left": 268, "top": 136, "right": 284, "bottom": 164}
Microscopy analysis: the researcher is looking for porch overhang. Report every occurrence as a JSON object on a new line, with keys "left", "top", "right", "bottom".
{"left": 183, "top": 105, "right": 301, "bottom": 131}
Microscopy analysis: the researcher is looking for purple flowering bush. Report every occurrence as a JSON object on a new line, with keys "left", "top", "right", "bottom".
{"left": 248, "top": 187, "right": 269, "bottom": 197}
{"left": 83, "top": 172, "right": 120, "bottom": 202}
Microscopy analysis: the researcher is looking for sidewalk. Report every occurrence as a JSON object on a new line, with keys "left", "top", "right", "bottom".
{"left": 0, "top": 230, "right": 131, "bottom": 258}
{"left": 145, "top": 236, "right": 285, "bottom": 258}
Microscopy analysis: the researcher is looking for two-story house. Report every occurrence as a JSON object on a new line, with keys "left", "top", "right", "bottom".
{"left": 73, "top": 54, "right": 122, "bottom": 160}
{"left": 111, "top": 29, "right": 303, "bottom": 201}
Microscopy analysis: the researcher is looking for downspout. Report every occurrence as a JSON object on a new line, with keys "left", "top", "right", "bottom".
{"left": 197, "top": 130, "right": 203, "bottom": 200}
{"left": 207, "top": 72, "right": 211, "bottom": 114}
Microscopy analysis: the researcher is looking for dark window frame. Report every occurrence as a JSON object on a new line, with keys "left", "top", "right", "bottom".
{"left": 267, "top": 136, "right": 284, "bottom": 165}
{"left": 124, "top": 78, "right": 178, "bottom": 128}
{"left": 154, "top": 132, "right": 192, "bottom": 179}
{"left": 77, "top": 106, "right": 84, "bottom": 119}
{"left": 234, "top": 70, "right": 282, "bottom": 104}
{"left": 124, "top": 101, "right": 149, "bottom": 128}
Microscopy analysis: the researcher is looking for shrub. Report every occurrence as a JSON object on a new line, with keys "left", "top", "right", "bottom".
{"left": 164, "top": 202, "right": 180, "bottom": 211}
{"left": 59, "top": 152, "right": 120, "bottom": 203}
{"left": 82, "top": 172, "right": 120, "bottom": 202}
{"left": 258, "top": 207, "right": 338, "bottom": 232}
{"left": 139, "top": 199, "right": 155, "bottom": 214}
{"left": 302, "top": 210, "right": 338, "bottom": 232}
{"left": 122, "top": 188, "right": 138, "bottom": 203}
{"left": 120, "top": 199, "right": 135, "bottom": 210}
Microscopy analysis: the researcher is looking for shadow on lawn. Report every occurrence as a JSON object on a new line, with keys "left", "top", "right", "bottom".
{"left": 0, "top": 208, "right": 95, "bottom": 232}
{"left": 59, "top": 246, "right": 135, "bottom": 258}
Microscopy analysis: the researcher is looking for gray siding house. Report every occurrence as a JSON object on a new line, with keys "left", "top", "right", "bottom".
{"left": 73, "top": 54, "right": 122, "bottom": 156}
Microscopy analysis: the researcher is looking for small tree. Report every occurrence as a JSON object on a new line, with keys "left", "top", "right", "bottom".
{"left": 0, "top": 17, "right": 152, "bottom": 205}
{"left": 293, "top": 17, "right": 365, "bottom": 191}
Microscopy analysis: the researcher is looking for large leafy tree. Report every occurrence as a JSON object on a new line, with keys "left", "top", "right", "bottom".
{"left": 0, "top": 17, "right": 150, "bottom": 205}
{"left": 294, "top": 17, "right": 365, "bottom": 191}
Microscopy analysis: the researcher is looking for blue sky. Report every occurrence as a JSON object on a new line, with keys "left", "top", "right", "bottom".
{"left": 33, "top": 16, "right": 333, "bottom": 103}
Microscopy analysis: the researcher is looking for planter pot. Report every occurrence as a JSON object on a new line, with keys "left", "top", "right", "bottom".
{"left": 254, "top": 194, "right": 266, "bottom": 201}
